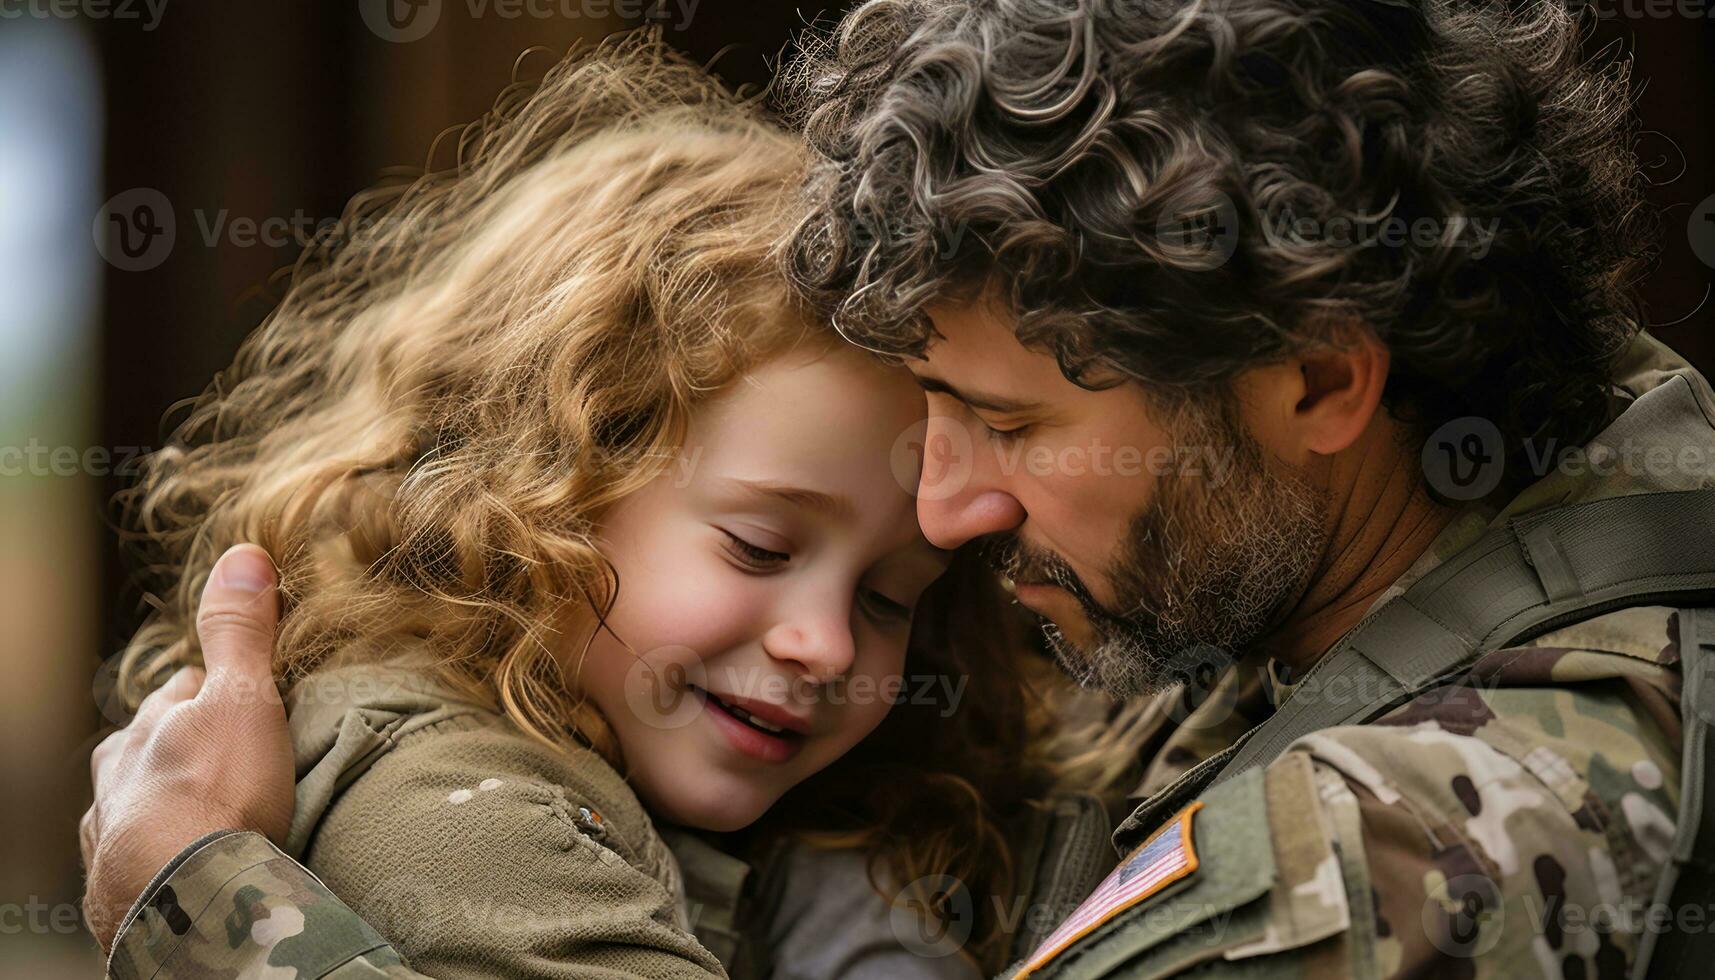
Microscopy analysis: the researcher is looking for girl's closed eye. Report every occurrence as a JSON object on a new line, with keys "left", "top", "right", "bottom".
{"left": 860, "top": 586, "right": 913, "bottom": 623}
{"left": 719, "top": 528, "right": 790, "bottom": 570}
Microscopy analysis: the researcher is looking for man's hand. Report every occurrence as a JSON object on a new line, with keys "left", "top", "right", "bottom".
{"left": 81, "top": 544, "right": 296, "bottom": 951}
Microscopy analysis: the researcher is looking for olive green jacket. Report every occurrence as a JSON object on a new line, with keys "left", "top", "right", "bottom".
{"left": 105, "top": 661, "right": 1000, "bottom": 979}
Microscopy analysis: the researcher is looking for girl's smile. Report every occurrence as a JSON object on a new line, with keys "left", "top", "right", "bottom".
{"left": 569, "top": 343, "right": 950, "bottom": 831}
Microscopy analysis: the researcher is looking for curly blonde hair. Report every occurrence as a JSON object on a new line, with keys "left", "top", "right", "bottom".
{"left": 115, "top": 30, "right": 1062, "bottom": 972}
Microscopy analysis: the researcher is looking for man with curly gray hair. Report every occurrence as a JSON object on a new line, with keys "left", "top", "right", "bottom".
{"left": 781, "top": 0, "right": 1714, "bottom": 977}
{"left": 76, "top": 2, "right": 1715, "bottom": 979}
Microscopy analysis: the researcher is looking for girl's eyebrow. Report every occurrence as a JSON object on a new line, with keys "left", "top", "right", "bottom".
{"left": 724, "top": 478, "right": 858, "bottom": 523}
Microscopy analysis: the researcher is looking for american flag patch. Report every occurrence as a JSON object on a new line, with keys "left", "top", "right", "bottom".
{"left": 1016, "top": 801, "right": 1205, "bottom": 977}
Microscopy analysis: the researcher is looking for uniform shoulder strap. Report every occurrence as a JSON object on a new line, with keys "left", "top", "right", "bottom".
{"left": 1121, "top": 489, "right": 1715, "bottom": 844}
{"left": 1174, "top": 488, "right": 1715, "bottom": 980}
{"left": 1213, "top": 487, "right": 1715, "bottom": 786}
{"left": 1634, "top": 605, "right": 1715, "bottom": 979}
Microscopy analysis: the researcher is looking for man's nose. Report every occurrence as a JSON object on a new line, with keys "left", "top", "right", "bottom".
{"left": 919, "top": 413, "right": 1022, "bottom": 552}
{"left": 913, "top": 414, "right": 1026, "bottom": 548}
{"left": 916, "top": 487, "right": 1026, "bottom": 549}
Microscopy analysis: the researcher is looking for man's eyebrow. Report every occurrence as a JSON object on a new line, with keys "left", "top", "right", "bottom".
{"left": 912, "top": 373, "right": 1042, "bottom": 414}
{"left": 726, "top": 478, "right": 858, "bottom": 522}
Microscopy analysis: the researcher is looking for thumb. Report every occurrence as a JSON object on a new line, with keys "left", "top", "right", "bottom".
{"left": 195, "top": 544, "right": 280, "bottom": 702}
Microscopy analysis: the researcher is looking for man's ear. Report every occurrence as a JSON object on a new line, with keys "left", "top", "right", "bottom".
{"left": 1291, "top": 327, "right": 1391, "bottom": 456}
{"left": 1237, "top": 324, "right": 1392, "bottom": 461}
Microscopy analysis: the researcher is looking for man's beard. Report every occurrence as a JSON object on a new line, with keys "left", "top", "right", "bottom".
{"left": 989, "top": 400, "right": 1329, "bottom": 698}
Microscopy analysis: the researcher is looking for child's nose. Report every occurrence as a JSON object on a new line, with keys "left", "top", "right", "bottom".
{"left": 761, "top": 613, "right": 855, "bottom": 684}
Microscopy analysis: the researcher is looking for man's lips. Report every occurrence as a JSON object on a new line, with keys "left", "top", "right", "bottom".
{"left": 1010, "top": 581, "right": 1099, "bottom": 649}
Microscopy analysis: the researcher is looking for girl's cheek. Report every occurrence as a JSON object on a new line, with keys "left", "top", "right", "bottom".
{"left": 612, "top": 536, "right": 758, "bottom": 658}
{"left": 843, "top": 642, "right": 909, "bottom": 740}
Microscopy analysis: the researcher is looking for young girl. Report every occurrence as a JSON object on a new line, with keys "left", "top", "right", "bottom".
{"left": 109, "top": 32, "right": 1102, "bottom": 980}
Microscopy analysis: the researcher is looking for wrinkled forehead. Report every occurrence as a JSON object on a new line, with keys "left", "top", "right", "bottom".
{"left": 917, "top": 298, "right": 1097, "bottom": 404}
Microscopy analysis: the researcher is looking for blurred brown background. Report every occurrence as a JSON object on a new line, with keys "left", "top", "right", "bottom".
{"left": 1, "top": 2, "right": 1710, "bottom": 976}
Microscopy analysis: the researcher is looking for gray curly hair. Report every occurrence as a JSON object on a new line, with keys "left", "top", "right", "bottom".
{"left": 782, "top": 0, "right": 1658, "bottom": 472}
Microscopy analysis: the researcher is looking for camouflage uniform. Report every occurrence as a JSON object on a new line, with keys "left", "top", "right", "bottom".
{"left": 1010, "top": 331, "right": 1714, "bottom": 978}
{"left": 106, "top": 330, "right": 1713, "bottom": 980}
{"left": 105, "top": 661, "right": 981, "bottom": 980}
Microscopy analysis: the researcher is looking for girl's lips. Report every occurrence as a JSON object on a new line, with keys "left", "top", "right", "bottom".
{"left": 694, "top": 687, "right": 803, "bottom": 764}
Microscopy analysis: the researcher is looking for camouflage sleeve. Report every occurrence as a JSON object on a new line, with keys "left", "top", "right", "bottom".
{"left": 1290, "top": 702, "right": 1680, "bottom": 980}
{"left": 108, "top": 829, "right": 425, "bottom": 980}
